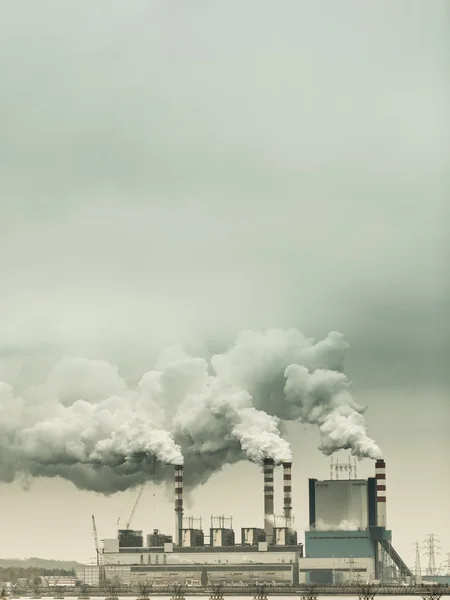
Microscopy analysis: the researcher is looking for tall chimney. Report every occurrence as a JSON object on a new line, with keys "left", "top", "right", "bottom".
{"left": 174, "top": 464, "right": 184, "bottom": 546}
{"left": 375, "top": 459, "right": 387, "bottom": 528}
{"left": 263, "top": 458, "right": 275, "bottom": 544}
{"left": 282, "top": 462, "right": 293, "bottom": 526}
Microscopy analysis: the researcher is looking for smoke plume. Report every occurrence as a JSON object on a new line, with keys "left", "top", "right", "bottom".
{"left": 212, "top": 329, "right": 382, "bottom": 460}
{"left": 0, "top": 329, "right": 381, "bottom": 493}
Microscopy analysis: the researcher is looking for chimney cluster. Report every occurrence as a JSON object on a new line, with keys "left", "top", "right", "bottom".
{"left": 263, "top": 459, "right": 295, "bottom": 543}
{"left": 173, "top": 459, "right": 295, "bottom": 546}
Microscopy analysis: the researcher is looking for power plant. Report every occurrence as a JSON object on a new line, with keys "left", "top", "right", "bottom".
{"left": 76, "top": 458, "right": 415, "bottom": 588}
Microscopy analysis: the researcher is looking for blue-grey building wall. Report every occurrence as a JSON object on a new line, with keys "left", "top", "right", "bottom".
{"left": 423, "top": 576, "right": 450, "bottom": 585}
{"left": 305, "top": 531, "right": 375, "bottom": 558}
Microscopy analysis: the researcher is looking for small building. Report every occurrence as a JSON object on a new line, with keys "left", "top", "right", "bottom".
{"left": 147, "top": 529, "right": 173, "bottom": 547}
{"left": 181, "top": 529, "right": 204, "bottom": 547}
{"left": 299, "top": 557, "right": 375, "bottom": 584}
{"left": 118, "top": 529, "right": 143, "bottom": 548}
{"left": 210, "top": 528, "right": 235, "bottom": 547}
{"left": 38, "top": 576, "right": 78, "bottom": 588}
{"left": 273, "top": 527, "right": 298, "bottom": 547}
{"left": 241, "top": 527, "right": 266, "bottom": 546}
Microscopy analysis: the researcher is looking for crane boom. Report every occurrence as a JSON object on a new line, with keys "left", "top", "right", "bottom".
{"left": 92, "top": 515, "right": 106, "bottom": 584}
{"left": 126, "top": 483, "right": 146, "bottom": 529}
{"left": 92, "top": 514, "right": 100, "bottom": 566}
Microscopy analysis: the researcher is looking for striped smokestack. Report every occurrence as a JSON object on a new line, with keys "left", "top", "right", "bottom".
{"left": 174, "top": 464, "right": 183, "bottom": 546}
{"left": 282, "top": 462, "right": 292, "bottom": 526}
{"left": 375, "top": 459, "right": 387, "bottom": 528}
{"left": 263, "top": 458, "right": 275, "bottom": 544}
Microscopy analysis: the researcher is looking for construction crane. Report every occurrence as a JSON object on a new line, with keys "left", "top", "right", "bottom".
{"left": 92, "top": 515, "right": 106, "bottom": 585}
{"left": 117, "top": 459, "right": 156, "bottom": 529}
{"left": 92, "top": 515, "right": 100, "bottom": 566}
{"left": 125, "top": 483, "right": 146, "bottom": 529}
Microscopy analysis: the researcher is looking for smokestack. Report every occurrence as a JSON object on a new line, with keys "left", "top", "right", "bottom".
{"left": 282, "top": 462, "right": 292, "bottom": 526}
{"left": 263, "top": 458, "right": 275, "bottom": 544}
{"left": 375, "top": 459, "right": 387, "bottom": 528}
{"left": 174, "top": 464, "right": 183, "bottom": 546}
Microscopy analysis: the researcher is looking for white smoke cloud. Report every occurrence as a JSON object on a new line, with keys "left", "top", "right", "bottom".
{"left": 0, "top": 353, "right": 290, "bottom": 492}
{"left": 212, "top": 329, "right": 381, "bottom": 460}
{"left": 0, "top": 328, "right": 381, "bottom": 493}
{"left": 315, "top": 518, "right": 361, "bottom": 531}
{"left": 0, "top": 373, "right": 184, "bottom": 493}
{"left": 283, "top": 365, "right": 381, "bottom": 458}
{"left": 164, "top": 357, "right": 292, "bottom": 474}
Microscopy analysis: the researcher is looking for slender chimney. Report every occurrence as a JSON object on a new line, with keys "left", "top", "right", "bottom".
{"left": 263, "top": 458, "right": 275, "bottom": 544}
{"left": 375, "top": 459, "right": 387, "bottom": 528}
{"left": 174, "top": 464, "right": 183, "bottom": 546}
{"left": 282, "top": 462, "right": 293, "bottom": 526}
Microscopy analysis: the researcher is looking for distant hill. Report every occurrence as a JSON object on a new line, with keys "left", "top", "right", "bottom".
{"left": 0, "top": 558, "right": 80, "bottom": 570}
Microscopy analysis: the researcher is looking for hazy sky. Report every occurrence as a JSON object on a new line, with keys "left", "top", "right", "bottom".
{"left": 0, "top": 1, "right": 448, "bottom": 571}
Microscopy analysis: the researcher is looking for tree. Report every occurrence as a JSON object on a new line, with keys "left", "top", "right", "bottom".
{"left": 201, "top": 569, "right": 208, "bottom": 586}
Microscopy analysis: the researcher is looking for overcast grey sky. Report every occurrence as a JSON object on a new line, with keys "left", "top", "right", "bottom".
{"left": 0, "top": 1, "right": 448, "bottom": 568}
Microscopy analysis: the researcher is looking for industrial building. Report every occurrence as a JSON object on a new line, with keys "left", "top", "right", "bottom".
{"left": 77, "top": 458, "right": 412, "bottom": 587}
{"left": 305, "top": 459, "right": 412, "bottom": 584}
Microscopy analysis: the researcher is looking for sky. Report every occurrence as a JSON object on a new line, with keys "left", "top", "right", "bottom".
{"left": 0, "top": 0, "right": 449, "bottom": 572}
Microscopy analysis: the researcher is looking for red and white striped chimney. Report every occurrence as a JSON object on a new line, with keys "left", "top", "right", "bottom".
{"left": 263, "top": 458, "right": 275, "bottom": 544}
{"left": 375, "top": 459, "right": 387, "bottom": 528}
{"left": 174, "top": 464, "right": 184, "bottom": 546}
{"left": 282, "top": 462, "right": 292, "bottom": 526}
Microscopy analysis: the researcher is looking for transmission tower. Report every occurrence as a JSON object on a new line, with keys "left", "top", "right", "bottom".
{"left": 414, "top": 541, "right": 422, "bottom": 579}
{"left": 423, "top": 534, "right": 441, "bottom": 576}
{"left": 444, "top": 553, "right": 450, "bottom": 576}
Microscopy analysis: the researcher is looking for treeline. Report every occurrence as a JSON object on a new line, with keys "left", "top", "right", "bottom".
{"left": 0, "top": 567, "right": 76, "bottom": 584}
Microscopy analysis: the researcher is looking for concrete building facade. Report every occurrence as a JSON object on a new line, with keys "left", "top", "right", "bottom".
{"left": 78, "top": 544, "right": 302, "bottom": 586}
